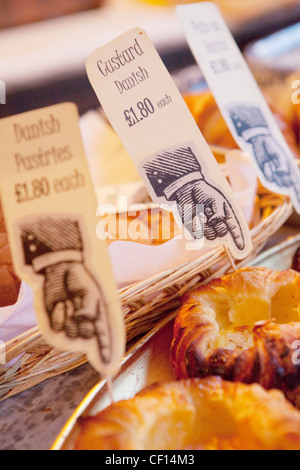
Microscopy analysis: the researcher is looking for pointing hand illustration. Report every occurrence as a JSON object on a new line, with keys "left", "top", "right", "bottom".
{"left": 142, "top": 145, "right": 245, "bottom": 250}
{"left": 20, "top": 216, "right": 112, "bottom": 364}
{"left": 44, "top": 261, "right": 112, "bottom": 363}
{"left": 175, "top": 178, "right": 245, "bottom": 248}
{"left": 229, "top": 104, "right": 300, "bottom": 200}
{"left": 246, "top": 134, "right": 298, "bottom": 189}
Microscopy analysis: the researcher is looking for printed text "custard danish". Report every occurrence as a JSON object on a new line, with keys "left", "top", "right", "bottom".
{"left": 96, "top": 37, "right": 150, "bottom": 95}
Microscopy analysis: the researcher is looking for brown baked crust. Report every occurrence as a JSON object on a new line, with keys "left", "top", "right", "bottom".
{"left": 170, "top": 267, "right": 300, "bottom": 407}
{"left": 74, "top": 376, "right": 300, "bottom": 450}
{"left": 292, "top": 246, "right": 300, "bottom": 273}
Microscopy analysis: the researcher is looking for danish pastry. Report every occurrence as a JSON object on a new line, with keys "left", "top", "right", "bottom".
{"left": 170, "top": 266, "right": 300, "bottom": 407}
{"left": 74, "top": 376, "right": 300, "bottom": 450}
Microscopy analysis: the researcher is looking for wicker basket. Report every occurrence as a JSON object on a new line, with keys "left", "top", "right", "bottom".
{"left": 0, "top": 177, "right": 293, "bottom": 403}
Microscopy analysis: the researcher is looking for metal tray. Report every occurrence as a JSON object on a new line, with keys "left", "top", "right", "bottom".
{"left": 51, "top": 234, "right": 300, "bottom": 451}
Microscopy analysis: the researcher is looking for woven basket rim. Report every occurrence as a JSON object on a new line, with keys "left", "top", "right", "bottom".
{"left": 0, "top": 189, "right": 293, "bottom": 402}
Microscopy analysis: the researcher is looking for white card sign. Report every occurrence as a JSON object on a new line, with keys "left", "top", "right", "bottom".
{"left": 177, "top": 1, "right": 300, "bottom": 214}
{"left": 0, "top": 103, "right": 125, "bottom": 377}
{"left": 86, "top": 28, "right": 252, "bottom": 260}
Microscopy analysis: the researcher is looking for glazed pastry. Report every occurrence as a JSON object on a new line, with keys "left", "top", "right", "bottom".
{"left": 171, "top": 266, "right": 300, "bottom": 407}
{"left": 74, "top": 376, "right": 300, "bottom": 450}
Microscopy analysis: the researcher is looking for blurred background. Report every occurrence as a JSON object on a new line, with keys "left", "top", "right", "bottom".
{"left": 1, "top": 0, "right": 300, "bottom": 118}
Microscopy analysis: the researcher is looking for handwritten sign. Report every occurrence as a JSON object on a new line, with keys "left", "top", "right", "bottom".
{"left": 86, "top": 28, "right": 252, "bottom": 260}
{"left": 177, "top": 1, "right": 300, "bottom": 214}
{"left": 0, "top": 103, "right": 125, "bottom": 377}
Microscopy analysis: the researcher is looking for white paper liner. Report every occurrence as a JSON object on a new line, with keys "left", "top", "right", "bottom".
{"left": 0, "top": 282, "right": 36, "bottom": 344}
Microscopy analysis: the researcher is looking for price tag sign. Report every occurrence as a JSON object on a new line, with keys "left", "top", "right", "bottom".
{"left": 86, "top": 28, "right": 252, "bottom": 260}
{"left": 0, "top": 102, "right": 125, "bottom": 377}
{"left": 177, "top": 1, "right": 300, "bottom": 214}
